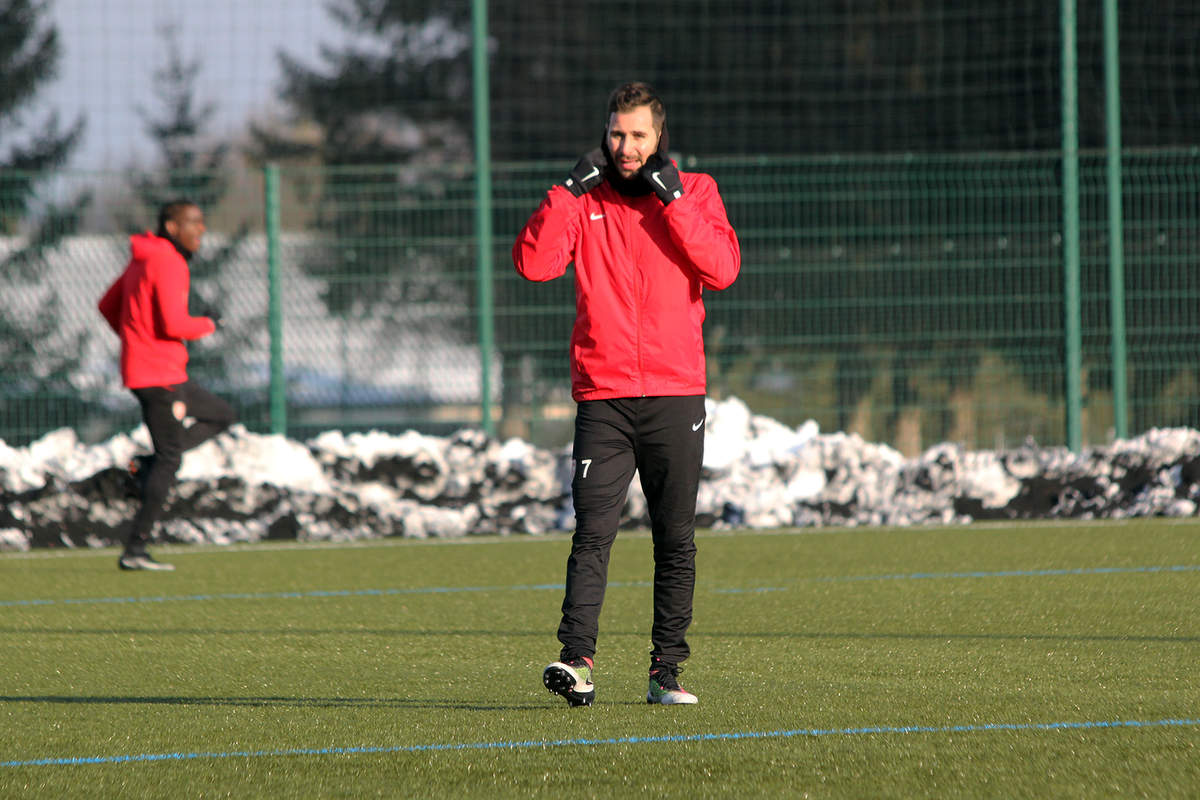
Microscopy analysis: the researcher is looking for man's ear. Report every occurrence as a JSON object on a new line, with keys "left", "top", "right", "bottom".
{"left": 163, "top": 219, "right": 178, "bottom": 239}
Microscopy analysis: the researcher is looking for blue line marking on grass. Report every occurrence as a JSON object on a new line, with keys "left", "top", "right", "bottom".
{"left": 3, "top": 717, "right": 1196, "bottom": 768}
{"left": 0, "top": 584, "right": 563, "bottom": 608}
{"left": 2, "top": 565, "right": 1195, "bottom": 609}
{"left": 712, "top": 587, "right": 788, "bottom": 594}
{"left": 0, "top": 581, "right": 643, "bottom": 609}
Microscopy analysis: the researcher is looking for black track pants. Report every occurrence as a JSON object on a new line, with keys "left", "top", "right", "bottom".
{"left": 557, "top": 395, "right": 706, "bottom": 667}
{"left": 126, "top": 381, "right": 236, "bottom": 553}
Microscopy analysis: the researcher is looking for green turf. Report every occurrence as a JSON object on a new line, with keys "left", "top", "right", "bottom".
{"left": 1, "top": 521, "right": 1197, "bottom": 798}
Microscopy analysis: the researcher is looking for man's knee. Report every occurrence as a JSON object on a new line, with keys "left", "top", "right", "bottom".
{"left": 653, "top": 525, "right": 697, "bottom": 556}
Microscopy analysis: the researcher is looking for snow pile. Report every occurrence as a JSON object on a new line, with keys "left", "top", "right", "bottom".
{"left": 2, "top": 397, "right": 1199, "bottom": 551}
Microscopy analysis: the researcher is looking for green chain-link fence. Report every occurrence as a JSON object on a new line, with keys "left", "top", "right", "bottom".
{"left": 3, "top": 148, "right": 1197, "bottom": 453}
{"left": 3, "top": 1, "right": 1199, "bottom": 453}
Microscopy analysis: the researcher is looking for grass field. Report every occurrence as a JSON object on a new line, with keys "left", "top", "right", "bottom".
{"left": 1, "top": 521, "right": 1197, "bottom": 798}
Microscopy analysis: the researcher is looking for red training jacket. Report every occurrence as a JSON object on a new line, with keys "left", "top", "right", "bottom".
{"left": 97, "top": 232, "right": 215, "bottom": 389}
{"left": 513, "top": 170, "right": 740, "bottom": 401}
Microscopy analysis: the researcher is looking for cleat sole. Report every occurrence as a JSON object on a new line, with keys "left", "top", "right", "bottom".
{"left": 543, "top": 664, "right": 595, "bottom": 707}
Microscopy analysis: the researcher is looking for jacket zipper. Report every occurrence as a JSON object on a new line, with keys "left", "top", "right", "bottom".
{"left": 629, "top": 202, "right": 645, "bottom": 396}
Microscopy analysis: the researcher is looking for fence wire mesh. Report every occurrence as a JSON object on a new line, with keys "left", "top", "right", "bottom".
{"left": 2, "top": 1, "right": 1199, "bottom": 453}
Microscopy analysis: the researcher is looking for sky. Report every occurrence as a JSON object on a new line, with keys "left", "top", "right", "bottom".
{"left": 43, "top": 0, "right": 340, "bottom": 170}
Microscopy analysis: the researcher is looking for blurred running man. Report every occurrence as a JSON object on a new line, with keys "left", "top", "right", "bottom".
{"left": 513, "top": 82, "right": 741, "bottom": 706}
{"left": 98, "top": 200, "right": 235, "bottom": 571}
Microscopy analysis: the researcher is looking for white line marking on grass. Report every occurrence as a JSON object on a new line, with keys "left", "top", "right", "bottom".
{"left": 2, "top": 717, "right": 1196, "bottom": 768}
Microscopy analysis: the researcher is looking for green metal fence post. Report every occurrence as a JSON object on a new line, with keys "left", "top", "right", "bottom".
{"left": 1104, "top": 0, "right": 1128, "bottom": 440}
{"left": 264, "top": 163, "right": 286, "bottom": 435}
{"left": 472, "top": 0, "right": 496, "bottom": 436}
{"left": 1061, "top": 0, "right": 1083, "bottom": 451}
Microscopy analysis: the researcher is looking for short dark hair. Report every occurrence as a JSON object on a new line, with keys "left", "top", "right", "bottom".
{"left": 607, "top": 82, "right": 665, "bottom": 132}
{"left": 156, "top": 200, "right": 199, "bottom": 236}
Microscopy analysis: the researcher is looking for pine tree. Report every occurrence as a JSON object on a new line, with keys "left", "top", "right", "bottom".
{"left": 251, "top": 0, "right": 475, "bottom": 315}
{"left": 0, "top": 0, "right": 91, "bottom": 445}
{"left": 129, "top": 24, "right": 230, "bottom": 215}
{"left": 252, "top": 0, "right": 478, "bottom": 417}
{"left": 261, "top": 0, "right": 473, "bottom": 167}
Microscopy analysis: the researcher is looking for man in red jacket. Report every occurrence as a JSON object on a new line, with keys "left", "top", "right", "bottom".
{"left": 98, "top": 200, "right": 235, "bottom": 571}
{"left": 514, "top": 82, "right": 740, "bottom": 707}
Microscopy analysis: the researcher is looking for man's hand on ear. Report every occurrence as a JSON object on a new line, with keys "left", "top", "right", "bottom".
{"left": 641, "top": 153, "right": 683, "bottom": 205}
{"left": 563, "top": 149, "right": 607, "bottom": 196}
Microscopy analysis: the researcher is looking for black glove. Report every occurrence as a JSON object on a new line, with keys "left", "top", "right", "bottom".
{"left": 563, "top": 148, "right": 606, "bottom": 197}
{"left": 641, "top": 153, "right": 684, "bottom": 205}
